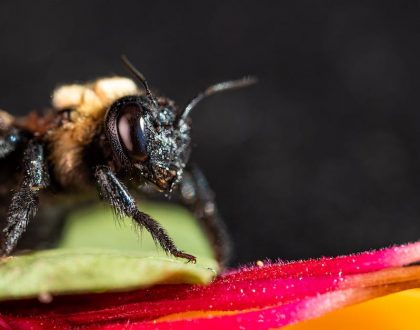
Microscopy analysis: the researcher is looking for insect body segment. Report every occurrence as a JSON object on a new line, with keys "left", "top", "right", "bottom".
{"left": 104, "top": 94, "right": 190, "bottom": 193}
{"left": 0, "top": 60, "right": 255, "bottom": 265}
{"left": 48, "top": 77, "right": 140, "bottom": 187}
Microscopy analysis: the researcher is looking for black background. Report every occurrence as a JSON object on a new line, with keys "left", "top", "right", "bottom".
{"left": 1, "top": 1, "right": 420, "bottom": 265}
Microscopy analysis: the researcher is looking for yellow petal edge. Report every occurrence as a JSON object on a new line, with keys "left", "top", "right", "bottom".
{"left": 286, "top": 288, "right": 420, "bottom": 330}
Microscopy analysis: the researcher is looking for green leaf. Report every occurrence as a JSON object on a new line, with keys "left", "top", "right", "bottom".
{"left": 0, "top": 201, "right": 218, "bottom": 301}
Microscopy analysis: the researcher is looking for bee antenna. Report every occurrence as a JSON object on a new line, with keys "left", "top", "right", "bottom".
{"left": 121, "top": 55, "right": 157, "bottom": 106}
{"left": 179, "top": 76, "right": 258, "bottom": 122}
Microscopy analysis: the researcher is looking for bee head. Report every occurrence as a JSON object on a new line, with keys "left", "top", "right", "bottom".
{"left": 104, "top": 56, "right": 256, "bottom": 192}
{"left": 105, "top": 95, "right": 191, "bottom": 192}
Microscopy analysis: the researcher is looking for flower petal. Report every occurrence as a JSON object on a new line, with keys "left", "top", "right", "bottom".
{"left": 2, "top": 243, "right": 420, "bottom": 329}
{"left": 286, "top": 289, "right": 420, "bottom": 330}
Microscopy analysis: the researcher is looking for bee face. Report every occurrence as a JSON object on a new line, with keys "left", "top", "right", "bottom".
{"left": 105, "top": 95, "right": 191, "bottom": 191}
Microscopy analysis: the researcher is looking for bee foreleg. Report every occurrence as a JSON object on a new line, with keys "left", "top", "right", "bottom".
{"left": 94, "top": 165, "right": 196, "bottom": 263}
{"left": 177, "top": 164, "right": 232, "bottom": 266}
{"left": 1, "top": 142, "right": 49, "bottom": 255}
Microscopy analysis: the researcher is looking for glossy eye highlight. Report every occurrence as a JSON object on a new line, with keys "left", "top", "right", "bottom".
{"left": 117, "top": 104, "right": 148, "bottom": 162}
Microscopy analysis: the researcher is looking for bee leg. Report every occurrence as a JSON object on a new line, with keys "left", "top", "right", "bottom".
{"left": 94, "top": 166, "right": 196, "bottom": 263}
{"left": 176, "top": 164, "right": 232, "bottom": 266}
{"left": 1, "top": 142, "right": 49, "bottom": 255}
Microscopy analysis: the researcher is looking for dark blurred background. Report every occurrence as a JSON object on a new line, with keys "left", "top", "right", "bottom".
{"left": 1, "top": 1, "right": 420, "bottom": 265}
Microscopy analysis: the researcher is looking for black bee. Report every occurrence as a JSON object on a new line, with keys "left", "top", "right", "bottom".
{"left": 0, "top": 57, "right": 256, "bottom": 265}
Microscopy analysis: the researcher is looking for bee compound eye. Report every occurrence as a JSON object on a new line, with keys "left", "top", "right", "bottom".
{"left": 117, "top": 104, "right": 148, "bottom": 162}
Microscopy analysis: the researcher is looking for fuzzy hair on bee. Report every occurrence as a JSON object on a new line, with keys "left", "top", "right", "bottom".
{"left": 0, "top": 57, "right": 256, "bottom": 265}
{"left": 48, "top": 77, "right": 140, "bottom": 187}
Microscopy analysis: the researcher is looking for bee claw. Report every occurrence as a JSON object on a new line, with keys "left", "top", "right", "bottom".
{"left": 172, "top": 250, "right": 197, "bottom": 264}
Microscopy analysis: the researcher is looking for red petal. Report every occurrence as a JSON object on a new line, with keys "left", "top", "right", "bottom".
{"left": 2, "top": 242, "right": 420, "bottom": 329}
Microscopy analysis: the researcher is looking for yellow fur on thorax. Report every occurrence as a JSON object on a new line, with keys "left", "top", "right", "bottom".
{"left": 48, "top": 77, "right": 139, "bottom": 187}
